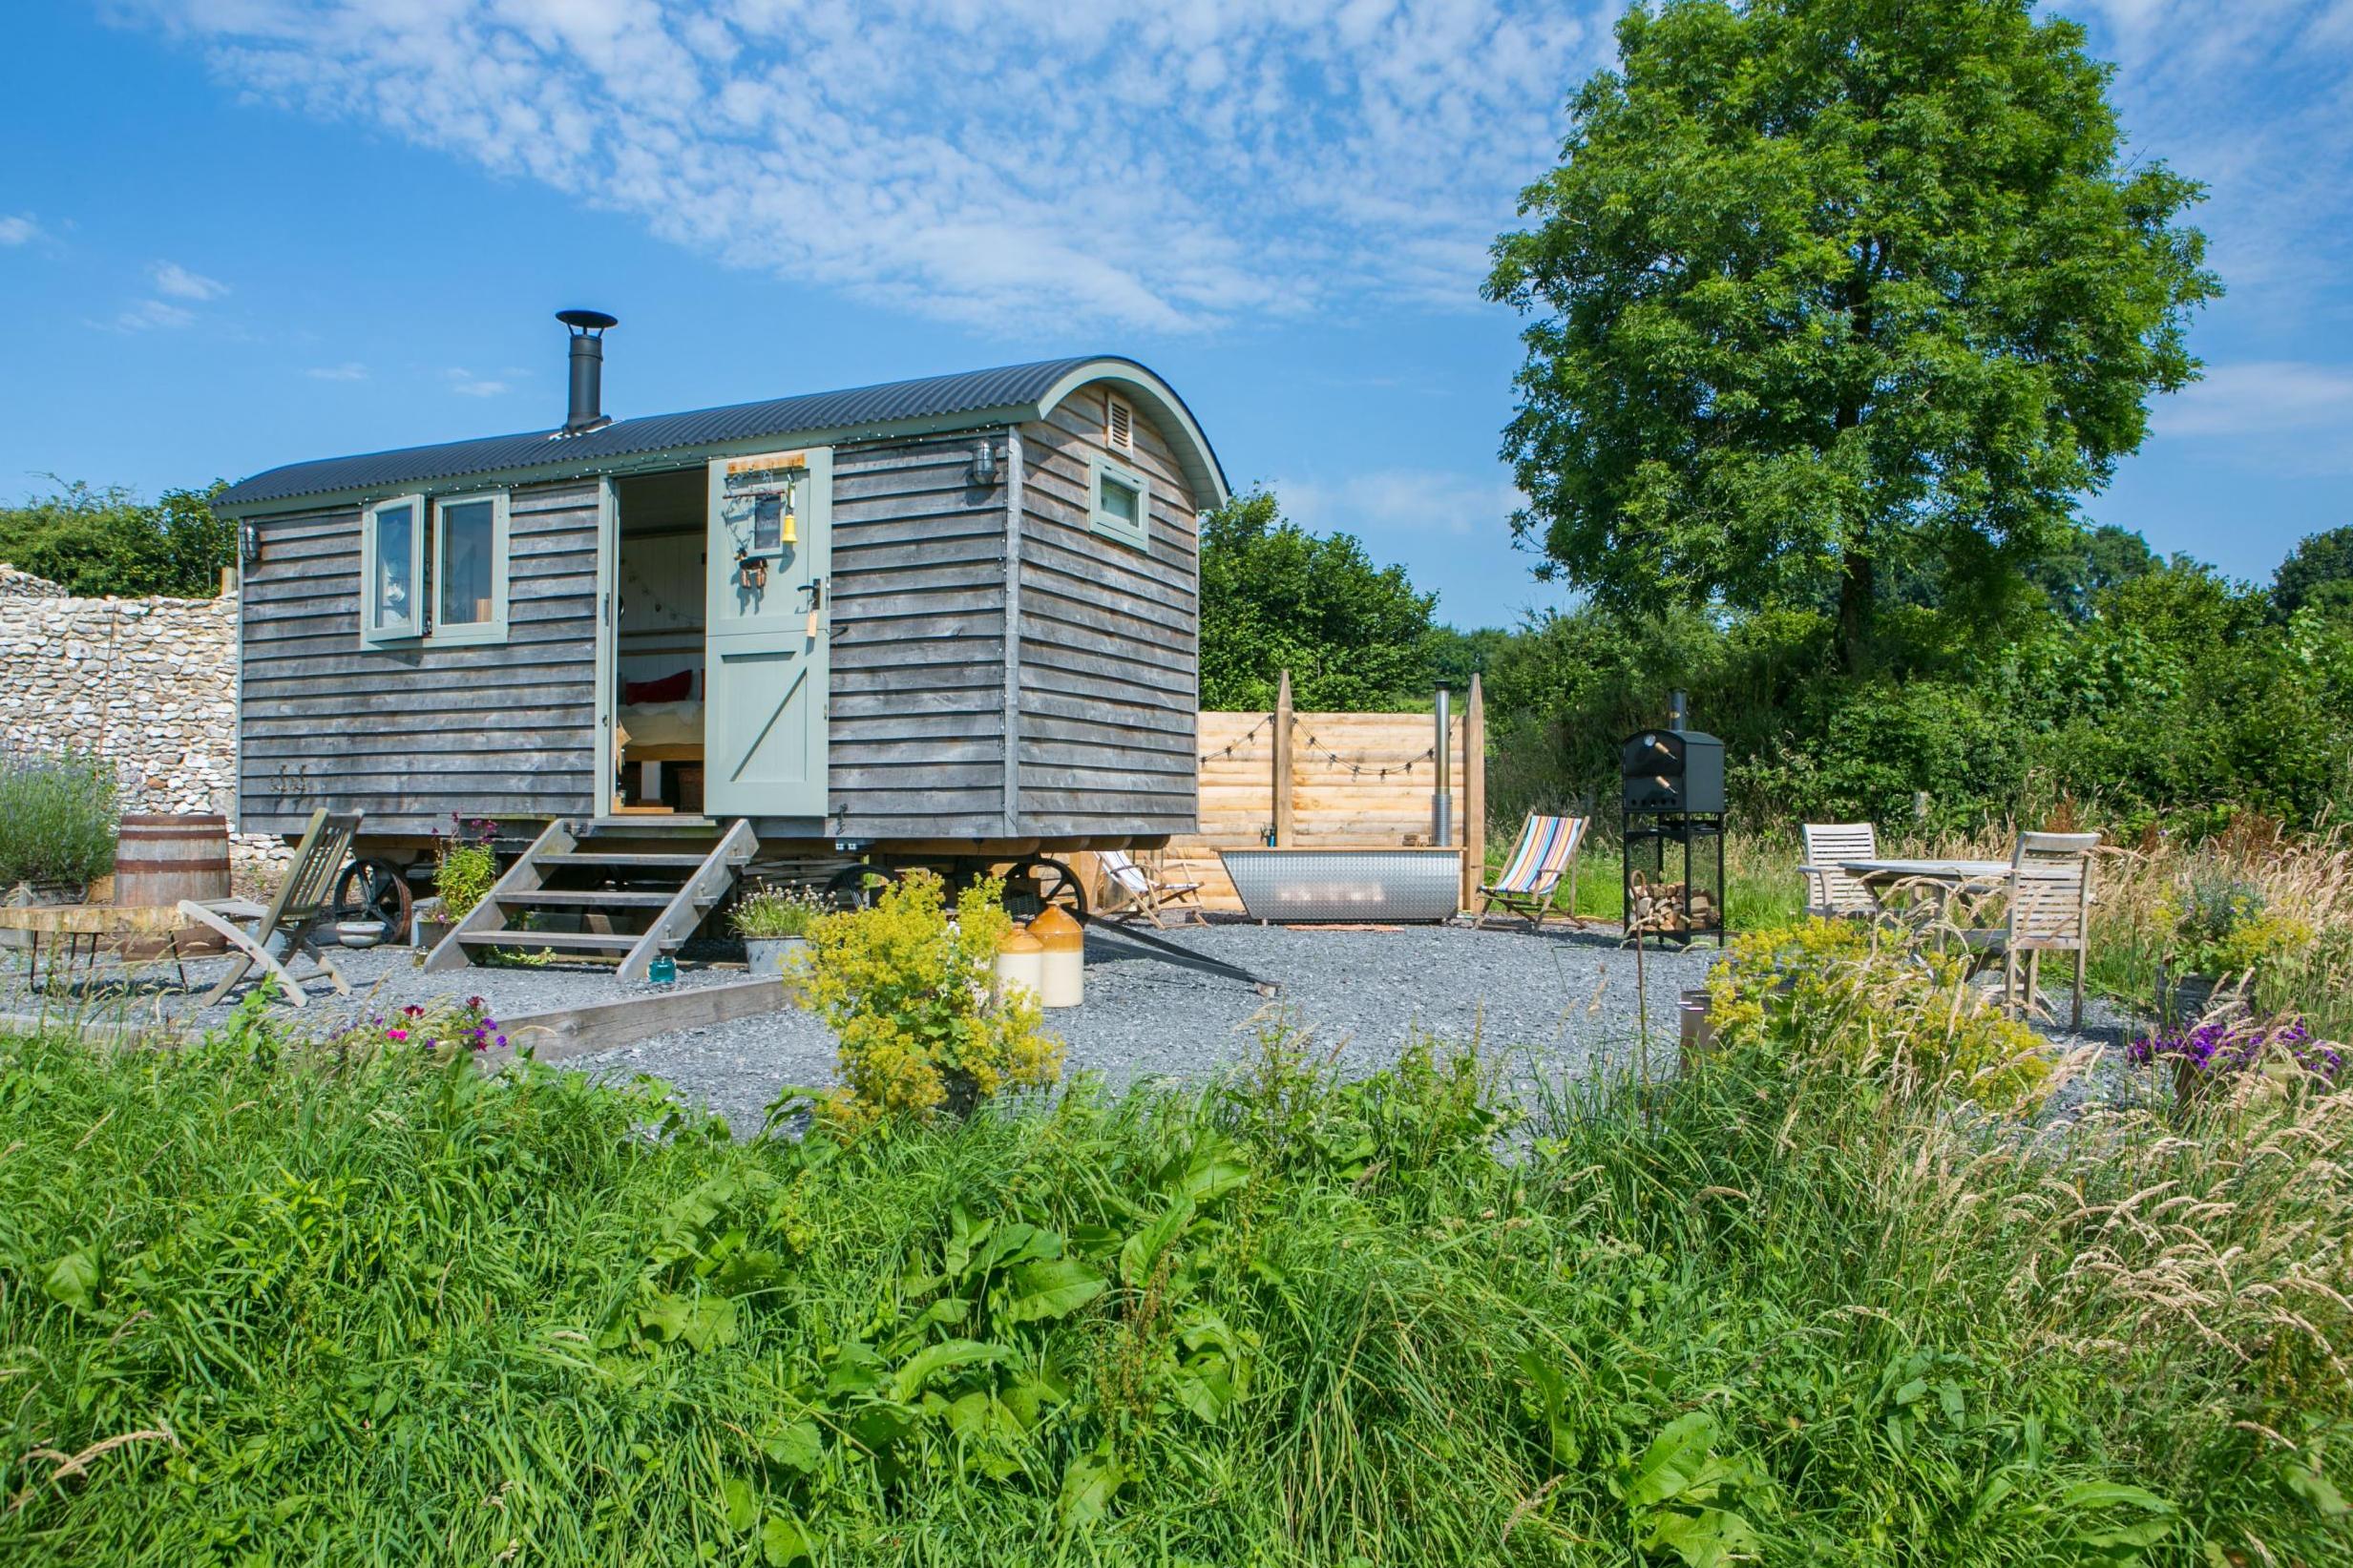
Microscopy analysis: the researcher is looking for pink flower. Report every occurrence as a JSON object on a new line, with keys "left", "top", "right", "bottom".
{"left": 387, "top": 1028, "right": 409, "bottom": 1042}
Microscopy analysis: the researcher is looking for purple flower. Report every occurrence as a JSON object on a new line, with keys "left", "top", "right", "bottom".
{"left": 2132, "top": 1015, "right": 2337, "bottom": 1079}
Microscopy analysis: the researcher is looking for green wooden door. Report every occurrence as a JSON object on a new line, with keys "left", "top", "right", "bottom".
{"left": 704, "top": 447, "right": 830, "bottom": 818}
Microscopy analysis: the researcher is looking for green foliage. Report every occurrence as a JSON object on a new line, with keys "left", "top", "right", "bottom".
{"left": 0, "top": 748, "right": 119, "bottom": 889}
{"left": 0, "top": 479, "right": 234, "bottom": 598}
{"left": 1486, "top": 0, "right": 2217, "bottom": 670}
{"left": 6, "top": 988, "right": 2350, "bottom": 1562}
{"left": 794, "top": 872, "right": 1061, "bottom": 1132}
{"left": 1198, "top": 487, "right": 1439, "bottom": 710}
{"left": 1474, "top": 546, "right": 2353, "bottom": 834}
{"left": 2274, "top": 524, "right": 2353, "bottom": 621}
{"left": 1705, "top": 918, "right": 2052, "bottom": 1108}
{"left": 431, "top": 842, "right": 498, "bottom": 921}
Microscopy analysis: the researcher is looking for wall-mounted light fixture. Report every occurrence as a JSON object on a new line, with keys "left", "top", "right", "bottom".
{"left": 240, "top": 523, "right": 260, "bottom": 564}
{"left": 971, "top": 440, "right": 998, "bottom": 487}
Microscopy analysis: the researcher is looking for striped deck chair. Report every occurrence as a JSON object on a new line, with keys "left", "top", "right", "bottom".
{"left": 1474, "top": 814, "right": 1589, "bottom": 931}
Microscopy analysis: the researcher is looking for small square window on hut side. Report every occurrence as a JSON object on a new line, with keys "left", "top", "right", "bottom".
{"left": 1090, "top": 454, "right": 1149, "bottom": 551}
{"left": 360, "top": 494, "right": 425, "bottom": 644}
{"left": 428, "top": 491, "right": 510, "bottom": 646}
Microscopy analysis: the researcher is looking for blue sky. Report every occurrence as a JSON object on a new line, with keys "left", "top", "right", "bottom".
{"left": 4, "top": 2, "right": 2350, "bottom": 629}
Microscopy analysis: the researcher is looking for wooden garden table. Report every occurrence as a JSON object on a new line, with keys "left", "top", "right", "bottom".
{"left": 1835, "top": 858, "right": 2013, "bottom": 933}
{"left": 0, "top": 904, "right": 201, "bottom": 989}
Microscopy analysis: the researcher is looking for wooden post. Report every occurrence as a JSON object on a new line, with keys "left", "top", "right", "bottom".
{"left": 1461, "top": 674, "right": 1486, "bottom": 911}
{"left": 1272, "top": 670, "right": 1295, "bottom": 848}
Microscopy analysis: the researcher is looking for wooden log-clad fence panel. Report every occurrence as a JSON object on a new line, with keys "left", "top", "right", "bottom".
{"left": 1158, "top": 708, "right": 1478, "bottom": 912}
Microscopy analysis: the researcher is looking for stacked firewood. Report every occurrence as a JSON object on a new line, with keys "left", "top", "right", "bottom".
{"left": 1627, "top": 870, "right": 1717, "bottom": 934}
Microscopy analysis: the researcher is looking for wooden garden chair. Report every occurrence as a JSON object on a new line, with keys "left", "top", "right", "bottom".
{"left": 1474, "top": 814, "right": 1588, "bottom": 930}
{"left": 1965, "top": 831, "right": 2099, "bottom": 1030}
{"left": 1095, "top": 848, "right": 1208, "bottom": 928}
{"left": 177, "top": 807, "right": 361, "bottom": 1008}
{"left": 1796, "top": 823, "right": 1880, "bottom": 919}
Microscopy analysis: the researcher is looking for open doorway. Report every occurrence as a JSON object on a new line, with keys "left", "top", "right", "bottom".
{"left": 610, "top": 467, "right": 707, "bottom": 814}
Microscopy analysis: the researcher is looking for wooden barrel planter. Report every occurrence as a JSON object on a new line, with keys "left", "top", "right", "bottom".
{"left": 114, "top": 813, "right": 232, "bottom": 955}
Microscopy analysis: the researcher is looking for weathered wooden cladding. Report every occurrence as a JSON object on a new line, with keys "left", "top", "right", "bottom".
{"left": 234, "top": 393, "right": 1206, "bottom": 848}
{"left": 238, "top": 481, "right": 598, "bottom": 836}
{"left": 1013, "top": 385, "right": 1200, "bottom": 836}
{"left": 824, "top": 435, "right": 1012, "bottom": 839}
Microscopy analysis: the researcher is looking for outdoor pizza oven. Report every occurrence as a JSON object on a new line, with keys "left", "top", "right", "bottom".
{"left": 1620, "top": 726, "right": 1724, "bottom": 816}
{"left": 1619, "top": 694, "right": 1727, "bottom": 949}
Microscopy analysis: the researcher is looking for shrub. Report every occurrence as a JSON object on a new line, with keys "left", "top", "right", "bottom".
{"left": 431, "top": 843, "right": 497, "bottom": 920}
{"left": 0, "top": 747, "right": 118, "bottom": 889}
{"left": 1705, "top": 918, "right": 2052, "bottom": 1109}
{"left": 793, "top": 871, "right": 1061, "bottom": 1133}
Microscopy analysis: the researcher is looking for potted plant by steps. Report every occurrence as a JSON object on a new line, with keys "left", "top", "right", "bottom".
{"left": 733, "top": 883, "right": 820, "bottom": 978}
{"left": 416, "top": 838, "right": 498, "bottom": 952}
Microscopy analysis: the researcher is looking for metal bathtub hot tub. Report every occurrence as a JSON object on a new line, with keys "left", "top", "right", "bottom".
{"left": 1217, "top": 847, "right": 1464, "bottom": 924}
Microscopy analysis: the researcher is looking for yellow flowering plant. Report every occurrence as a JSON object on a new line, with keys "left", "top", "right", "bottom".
{"left": 1705, "top": 919, "right": 2051, "bottom": 1111}
{"left": 799, "top": 870, "right": 1062, "bottom": 1135}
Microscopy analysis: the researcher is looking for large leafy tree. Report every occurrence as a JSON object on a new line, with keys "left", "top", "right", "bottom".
{"left": 1198, "top": 488, "right": 1438, "bottom": 710}
{"left": 2273, "top": 524, "right": 2353, "bottom": 620}
{"left": 1486, "top": 0, "right": 2217, "bottom": 671}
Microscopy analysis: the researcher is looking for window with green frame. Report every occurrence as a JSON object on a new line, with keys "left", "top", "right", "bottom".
{"left": 1089, "top": 454, "right": 1150, "bottom": 550}
{"left": 360, "top": 494, "right": 425, "bottom": 644}
{"left": 358, "top": 490, "right": 511, "bottom": 647}
{"left": 427, "top": 491, "right": 510, "bottom": 646}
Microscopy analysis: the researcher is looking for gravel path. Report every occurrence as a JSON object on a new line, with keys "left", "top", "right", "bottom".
{"left": 4, "top": 921, "right": 2155, "bottom": 1137}
{"left": 570, "top": 923, "right": 1731, "bottom": 1132}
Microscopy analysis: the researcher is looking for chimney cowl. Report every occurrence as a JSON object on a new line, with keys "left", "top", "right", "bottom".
{"left": 557, "top": 309, "right": 618, "bottom": 435}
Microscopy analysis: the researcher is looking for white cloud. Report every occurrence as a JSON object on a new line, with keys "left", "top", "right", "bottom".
{"left": 150, "top": 260, "right": 229, "bottom": 300}
{"left": 2153, "top": 360, "right": 2353, "bottom": 435}
{"left": 305, "top": 361, "right": 368, "bottom": 381}
{"left": 2148, "top": 358, "right": 2353, "bottom": 474}
{"left": 124, "top": 0, "right": 1622, "bottom": 332}
{"left": 2070, "top": 3, "right": 2353, "bottom": 310}
{"left": 1273, "top": 467, "right": 1527, "bottom": 543}
{"left": 0, "top": 214, "right": 39, "bottom": 246}
{"left": 446, "top": 368, "right": 510, "bottom": 397}
{"left": 100, "top": 299, "right": 198, "bottom": 332}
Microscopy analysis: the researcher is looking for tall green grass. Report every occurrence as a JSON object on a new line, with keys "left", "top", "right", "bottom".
{"left": 3, "top": 1003, "right": 2347, "bottom": 1564}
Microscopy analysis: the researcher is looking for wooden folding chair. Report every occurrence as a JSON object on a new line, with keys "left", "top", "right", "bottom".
{"left": 1796, "top": 823, "right": 1880, "bottom": 919}
{"left": 1972, "top": 831, "right": 2098, "bottom": 1030}
{"left": 1095, "top": 848, "right": 1208, "bottom": 928}
{"left": 178, "top": 807, "right": 362, "bottom": 1008}
{"left": 1474, "top": 814, "right": 1588, "bottom": 930}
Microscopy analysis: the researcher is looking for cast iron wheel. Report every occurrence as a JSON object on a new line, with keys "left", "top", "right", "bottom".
{"left": 1006, "top": 856, "right": 1087, "bottom": 919}
{"left": 823, "top": 863, "right": 902, "bottom": 909}
{"left": 333, "top": 857, "right": 414, "bottom": 937}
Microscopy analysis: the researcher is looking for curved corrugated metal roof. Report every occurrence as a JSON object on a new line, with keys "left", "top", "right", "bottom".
{"left": 216, "top": 355, "right": 1228, "bottom": 510}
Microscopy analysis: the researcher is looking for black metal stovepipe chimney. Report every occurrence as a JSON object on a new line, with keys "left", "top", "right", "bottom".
{"left": 557, "top": 308, "right": 619, "bottom": 434}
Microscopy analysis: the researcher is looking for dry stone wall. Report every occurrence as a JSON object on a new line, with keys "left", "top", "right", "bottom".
{"left": 0, "top": 564, "right": 285, "bottom": 878}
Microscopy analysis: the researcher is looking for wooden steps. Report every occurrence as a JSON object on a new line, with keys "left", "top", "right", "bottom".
{"left": 423, "top": 818, "right": 759, "bottom": 983}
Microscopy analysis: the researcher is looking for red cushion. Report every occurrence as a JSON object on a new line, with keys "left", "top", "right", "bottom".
{"left": 624, "top": 669, "right": 693, "bottom": 703}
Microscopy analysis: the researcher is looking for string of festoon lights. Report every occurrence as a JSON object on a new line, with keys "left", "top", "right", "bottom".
{"left": 1197, "top": 715, "right": 1439, "bottom": 780}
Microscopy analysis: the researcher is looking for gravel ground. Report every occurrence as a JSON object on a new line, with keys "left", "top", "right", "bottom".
{"left": 566, "top": 921, "right": 2153, "bottom": 1135}
{"left": 3, "top": 920, "right": 2154, "bottom": 1138}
